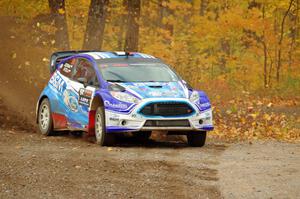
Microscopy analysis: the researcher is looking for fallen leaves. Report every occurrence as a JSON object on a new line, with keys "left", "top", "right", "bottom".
{"left": 211, "top": 95, "right": 300, "bottom": 142}
{"left": 107, "top": 147, "right": 113, "bottom": 151}
{"left": 263, "top": 113, "right": 271, "bottom": 121}
{"left": 11, "top": 52, "right": 17, "bottom": 59}
{"left": 267, "top": 103, "right": 273, "bottom": 108}
{"left": 58, "top": 8, "right": 65, "bottom": 15}
{"left": 42, "top": 57, "right": 49, "bottom": 62}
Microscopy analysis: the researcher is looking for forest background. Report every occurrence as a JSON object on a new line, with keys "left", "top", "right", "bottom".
{"left": 0, "top": 0, "right": 299, "bottom": 141}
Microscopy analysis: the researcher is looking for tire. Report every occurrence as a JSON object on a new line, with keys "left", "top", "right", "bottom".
{"left": 95, "top": 106, "right": 115, "bottom": 146}
{"left": 132, "top": 131, "right": 152, "bottom": 141}
{"left": 38, "top": 98, "right": 55, "bottom": 136}
{"left": 187, "top": 131, "right": 206, "bottom": 147}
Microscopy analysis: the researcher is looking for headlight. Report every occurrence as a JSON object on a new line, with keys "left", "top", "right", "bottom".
{"left": 189, "top": 91, "right": 199, "bottom": 103}
{"left": 110, "top": 91, "right": 140, "bottom": 104}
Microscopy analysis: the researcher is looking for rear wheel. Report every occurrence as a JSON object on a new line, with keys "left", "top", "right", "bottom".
{"left": 187, "top": 131, "right": 206, "bottom": 147}
{"left": 95, "top": 107, "right": 115, "bottom": 146}
{"left": 38, "top": 98, "right": 54, "bottom": 136}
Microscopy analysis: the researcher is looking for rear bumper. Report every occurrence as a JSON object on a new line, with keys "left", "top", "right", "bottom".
{"left": 104, "top": 99, "right": 213, "bottom": 133}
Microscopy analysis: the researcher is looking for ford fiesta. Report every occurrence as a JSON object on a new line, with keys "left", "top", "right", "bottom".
{"left": 36, "top": 51, "right": 213, "bottom": 147}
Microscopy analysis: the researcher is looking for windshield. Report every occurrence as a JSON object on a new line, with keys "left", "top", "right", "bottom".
{"left": 97, "top": 61, "right": 179, "bottom": 82}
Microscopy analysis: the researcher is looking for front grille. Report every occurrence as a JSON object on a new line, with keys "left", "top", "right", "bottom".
{"left": 139, "top": 102, "right": 194, "bottom": 117}
{"left": 144, "top": 120, "right": 190, "bottom": 127}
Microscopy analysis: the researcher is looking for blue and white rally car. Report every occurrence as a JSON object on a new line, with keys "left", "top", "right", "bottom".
{"left": 36, "top": 51, "right": 213, "bottom": 147}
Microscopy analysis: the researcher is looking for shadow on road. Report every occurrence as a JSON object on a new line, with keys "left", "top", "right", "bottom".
{"left": 62, "top": 131, "right": 227, "bottom": 150}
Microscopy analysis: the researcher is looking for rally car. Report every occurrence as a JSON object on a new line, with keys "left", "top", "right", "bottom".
{"left": 36, "top": 51, "right": 213, "bottom": 147}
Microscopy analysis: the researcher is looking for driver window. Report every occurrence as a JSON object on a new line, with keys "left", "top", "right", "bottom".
{"left": 72, "top": 58, "right": 98, "bottom": 86}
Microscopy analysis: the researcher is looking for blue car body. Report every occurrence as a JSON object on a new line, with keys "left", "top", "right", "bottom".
{"left": 36, "top": 51, "right": 213, "bottom": 136}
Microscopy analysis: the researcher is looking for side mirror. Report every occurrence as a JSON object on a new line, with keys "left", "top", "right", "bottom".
{"left": 77, "top": 77, "right": 88, "bottom": 87}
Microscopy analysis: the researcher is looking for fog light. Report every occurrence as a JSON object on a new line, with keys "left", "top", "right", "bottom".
{"left": 121, "top": 120, "right": 127, "bottom": 126}
{"left": 199, "top": 119, "right": 203, "bottom": 125}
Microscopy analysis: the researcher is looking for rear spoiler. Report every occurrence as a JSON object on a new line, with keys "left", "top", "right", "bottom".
{"left": 49, "top": 50, "right": 100, "bottom": 74}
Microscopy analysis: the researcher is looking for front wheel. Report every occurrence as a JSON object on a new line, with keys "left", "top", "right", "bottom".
{"left": 38, "top": 98, "right": 55, "bottom": 136}
{"left": 95, "top": 107, "right": 115, "bottom": 146}
{"left": 187, "top": 131, "right": 206, "bottom": 147}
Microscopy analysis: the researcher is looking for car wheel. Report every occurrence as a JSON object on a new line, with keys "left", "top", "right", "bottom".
{"left": 38, "top": 98, "right": 55, "bottom": 136}
{"left": 187, "top": 131, "right": 206, "bottom": 147}
{"left": 95, "top": 106, "right": 115, "bottom": 146}
{"left": 132, "top": 131, "right": 152, "bottom": 141}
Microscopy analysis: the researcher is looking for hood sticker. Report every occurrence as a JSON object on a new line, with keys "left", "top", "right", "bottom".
{"left": 119, "top": 82, "right": 186, "bottom": 98}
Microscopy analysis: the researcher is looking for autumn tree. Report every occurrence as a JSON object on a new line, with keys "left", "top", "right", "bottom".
{"left": 124, "top": 0, "right": 141, "bottom": 51}
{"left": 83, "top": 0, "right": 109, "bottom": 50}
{"left": 276, "top": 0, "right": 294, "bottom": 82}
{"left": 48, "top": 0, "right": 69, "bottom": 50}
{"left": 200, "top": 0, "right": 208, "bottom": 16}
{"left": 117, "top": 0, "right": 127, "bottom": 50}
{"left": 288, "top": 0, "right": 299, "bottom": 76}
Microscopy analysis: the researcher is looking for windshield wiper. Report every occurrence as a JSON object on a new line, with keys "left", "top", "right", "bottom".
{"left": 106, "top": 79, "right": 127, "bottom": 83}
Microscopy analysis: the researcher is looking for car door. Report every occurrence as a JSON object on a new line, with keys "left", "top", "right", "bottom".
{"left": 49, "top": 58, "right": 77, "bottom": 129}
{"left": 65, "top": 57, "right": 98, "bottom": 130}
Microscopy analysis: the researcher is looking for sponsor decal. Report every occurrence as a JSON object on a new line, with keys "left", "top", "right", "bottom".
{"left": 111, "top": 63, "right": 128, "bottom": 67}
{"left": 62, "top": 63, "right": 73, "bottom": 73}
{"left": 63, "top": 89, "right": 78, "bottom": 112}
{"left": 171, "top": 86, "right": 177, "bottom": 91}
{"left": 109, "top": 117, "right": 119, "bottom": 121}
{"left": 99, "top": 64, "right": 108, "bottom": 68}
{"left": 162, "top": 90, "right": 178, "bottom": 96}
{"left": 148, "top": 91, "right": 162, "bottom": 97}
{"left": 200, "top": 102, "right": 211, "bottom": 108}
{"left": 78, "top": 88, "right": 92, "bottom": 106}
{"left": 104, "top": 100, "right": 128, "bottom": 109}
{"left": 49, "top": 73, "right": 66, "bottom": 93}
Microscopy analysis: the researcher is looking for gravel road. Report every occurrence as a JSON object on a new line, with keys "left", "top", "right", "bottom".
{"left": 0, "top": 128, "right": 299, "bottom": 199}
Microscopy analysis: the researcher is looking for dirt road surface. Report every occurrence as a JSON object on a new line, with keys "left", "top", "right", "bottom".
{"left": 0, "top": 128, "right": 299, "bottom": 199}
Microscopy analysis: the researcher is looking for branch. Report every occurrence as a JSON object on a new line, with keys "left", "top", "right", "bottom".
{"left": 279, "top": 0, "right": 294, "bottom": 45}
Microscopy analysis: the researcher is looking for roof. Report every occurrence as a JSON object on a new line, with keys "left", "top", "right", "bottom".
{"left": 80, "top": 51, "right": 156, "bottom": 60}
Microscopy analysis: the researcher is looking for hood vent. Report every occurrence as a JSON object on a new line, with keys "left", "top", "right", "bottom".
{"left": 148, "top": 85, "right": 162, "bottom": 88}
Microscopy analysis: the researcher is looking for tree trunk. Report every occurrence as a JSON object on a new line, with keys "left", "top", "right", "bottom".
{"left": 262, "top": 5, "right": 268, "bottom": 88}
{"left": 48, "top": 0, "right": 70, "bottom": 50}
{"left": 157, "top": 0, "right": 164, "bottom": 27}
{"left": 200, "top": 0, "right": 208, "bottom": 16}
{"left": 157, "top": 0, "right": 174, "bottom": 36}
{"left": 219, "top": 38, "right": 230, "bottom": 73}
{"left": 124, "top": 0, "right": 141, "bottom": 52}
{"left": 117, "top": 0, "right": 127, "bottom": 50}
{"left": 83, "top": 0, "right": 109, "bottom": 50}
{"left": 276, "top": 0, "right": 294, "bottom": 82}
{"left": 288, "top": 0, "right": 299, "bottom": 77}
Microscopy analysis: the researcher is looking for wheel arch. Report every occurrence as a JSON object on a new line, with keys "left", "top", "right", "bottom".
{"left": 87, "top": 94, "right": 104, "bottom": 136}
{"left": 36, "top": 95, "right": 49, "bottom": 123}
{"left": 90, "top": 94, "right": 104, "bottom": 111}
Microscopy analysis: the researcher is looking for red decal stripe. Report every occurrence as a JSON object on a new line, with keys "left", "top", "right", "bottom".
{"left": 52, "top": 113, "right": 68, "bottom": 129}
{"left": 87, "top": 110, "right": 96, "bottom": 136}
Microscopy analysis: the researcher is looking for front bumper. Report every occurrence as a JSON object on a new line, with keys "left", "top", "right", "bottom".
{"left": 104, "top": 98, "right": 213, "bottom": 133}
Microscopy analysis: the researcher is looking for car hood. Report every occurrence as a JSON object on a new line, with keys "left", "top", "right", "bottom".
{"left": 118, "top": 81, "right": 188, "bottom": 99}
